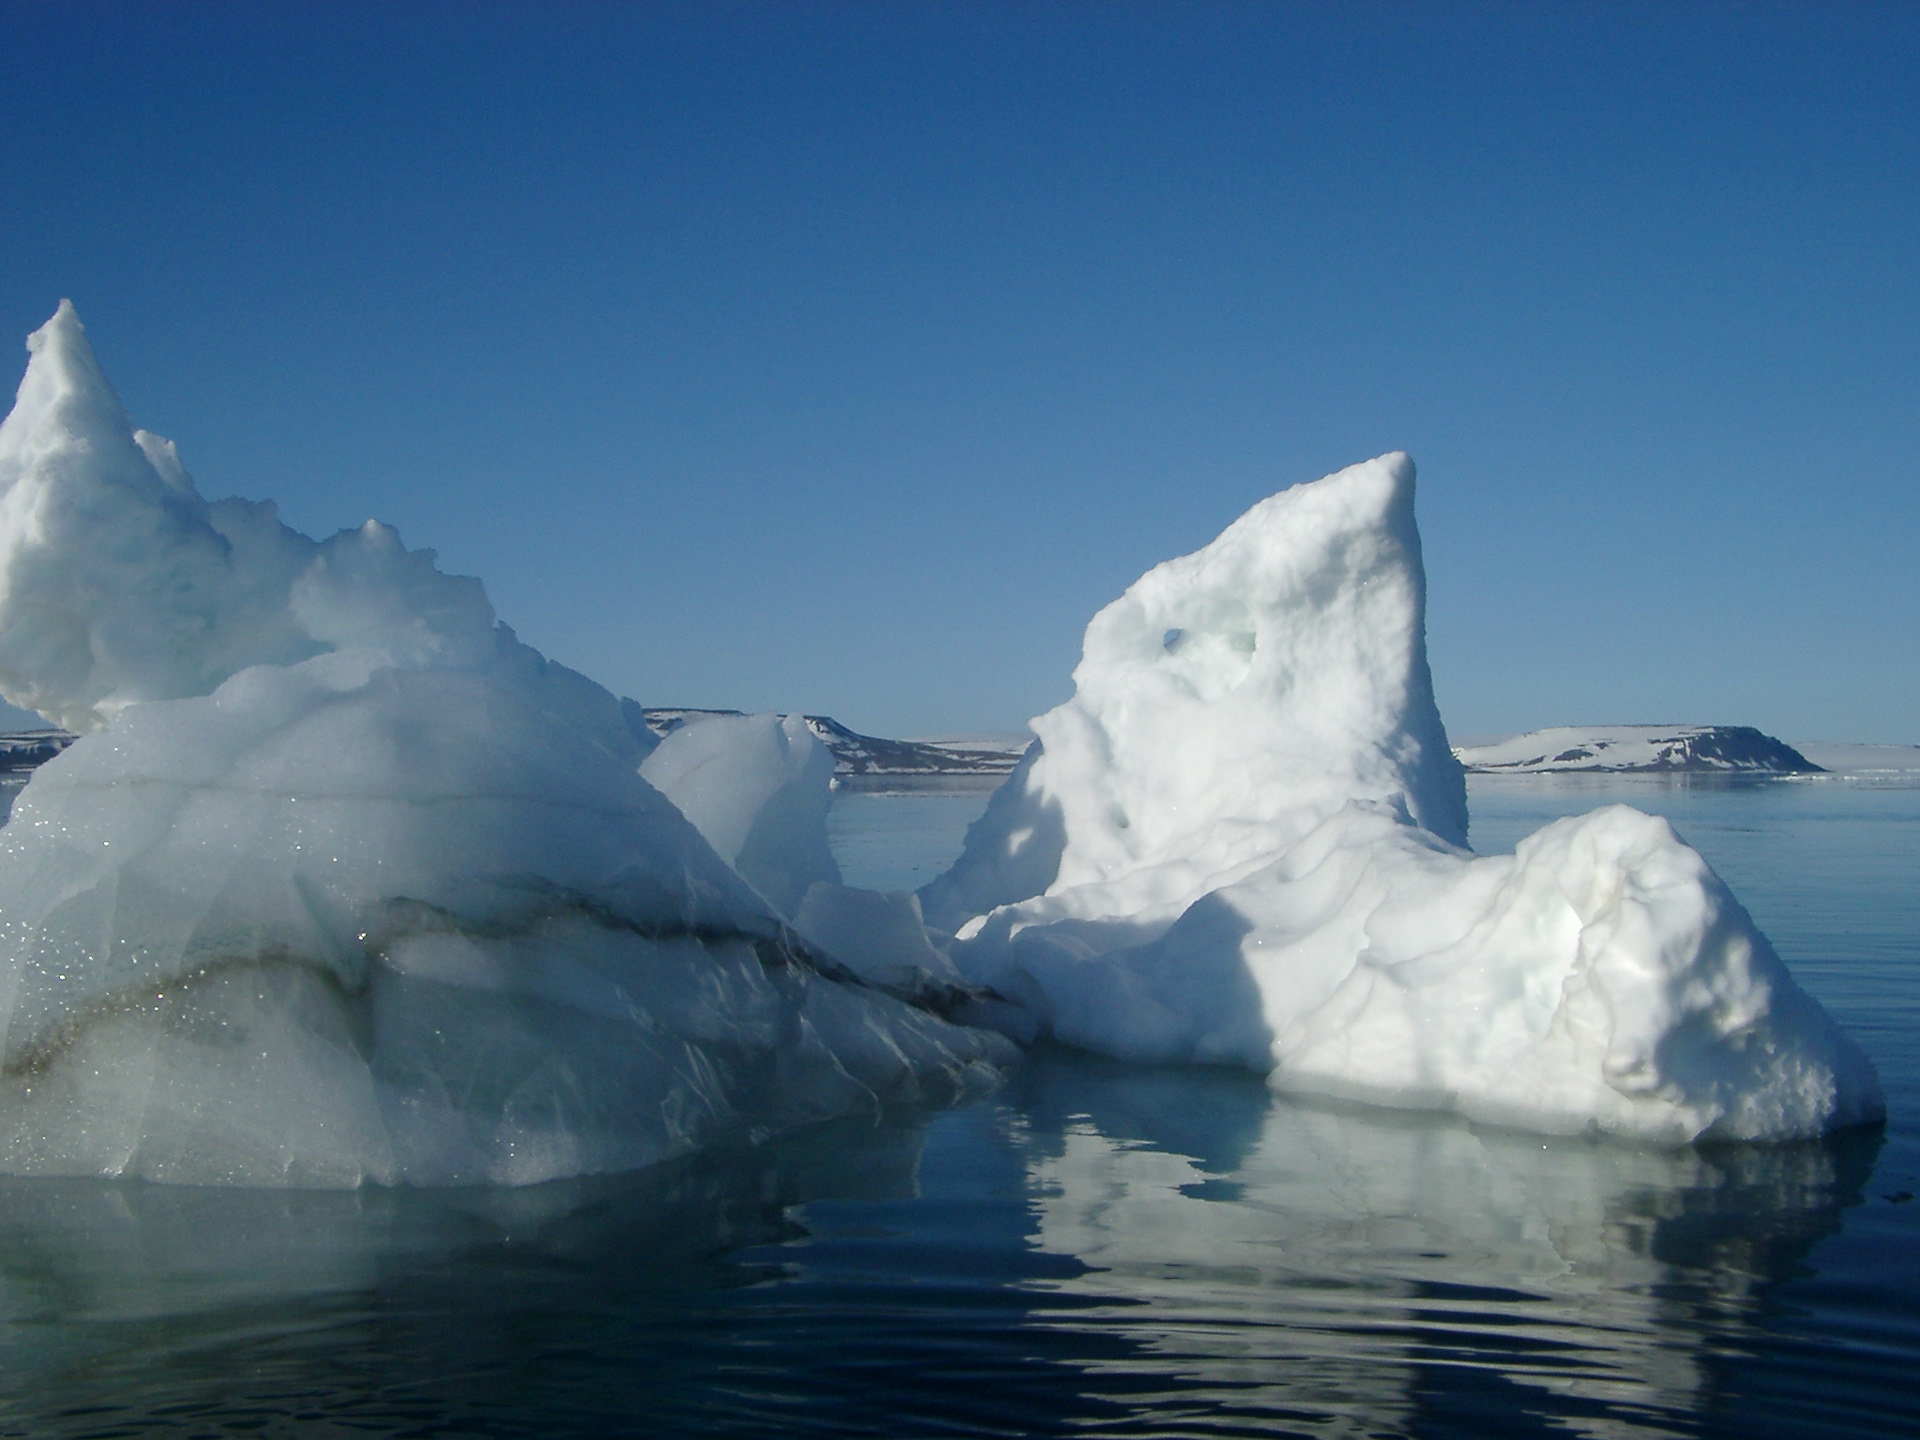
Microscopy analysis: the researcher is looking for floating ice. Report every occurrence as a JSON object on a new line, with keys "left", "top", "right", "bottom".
{"left": 0, "top": 303, "right": 1009, "bottom": 1187}
{"left": 924, "top": 456, "right": 1882, "bottom": 1143}
{"left": 0, "top": 300, "right": 1881, "bottom": 1179}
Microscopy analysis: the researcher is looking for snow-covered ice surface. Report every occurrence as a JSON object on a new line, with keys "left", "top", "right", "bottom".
{"left": 922, "top": 454, "right": 1881, "bottom": 1144}
{"left": 0, "top": 303, "right": 1008, "bottom": 1188}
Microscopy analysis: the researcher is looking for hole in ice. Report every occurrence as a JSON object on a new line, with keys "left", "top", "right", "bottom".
{"left": 1150, "top": 601, "right": 1258, "bottom": 701}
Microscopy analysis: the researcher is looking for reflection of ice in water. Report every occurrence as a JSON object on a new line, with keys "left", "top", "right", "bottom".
{"left": 0, "top": 1116, "right": 933, "bottom": 1429}
{"left": 1009, "top": 1053, "right": 1873, "bottom": 1436}
{"left": 0, "top": 1061, "right": 1880, "bottom": 1436}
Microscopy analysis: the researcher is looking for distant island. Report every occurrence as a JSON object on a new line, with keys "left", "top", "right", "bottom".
{"left": 1, "top": 712, "right": 1030, "bottom": 793}
{"left": 1452, "top": 725, "right": 1821, "bottom": 775}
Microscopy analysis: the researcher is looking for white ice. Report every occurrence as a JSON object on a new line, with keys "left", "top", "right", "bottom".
{"left": 0, "top": 303, "right": 1009, "bottom": 1187}
{"left": 0, "top": 300, "right": 1883, "bottom": 1180}
{"left": 920, "top": 455, "right": 1882, "bottom": 1143}
{"left": 920, "top": 454, "right": 1464, "bottom": 932}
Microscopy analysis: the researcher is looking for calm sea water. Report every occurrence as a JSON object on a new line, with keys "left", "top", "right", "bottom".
{"left": 1, "top": 774, "right": 1915, "bottom": 1438}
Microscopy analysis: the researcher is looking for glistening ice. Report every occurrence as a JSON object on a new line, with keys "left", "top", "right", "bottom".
{"left": 0, "top": 303, "right": 1010, "bottom": 1186}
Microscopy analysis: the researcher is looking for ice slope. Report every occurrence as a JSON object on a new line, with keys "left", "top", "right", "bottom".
{"left": 639, "top": 711, "right": 842, "bottom": 916}
{"left": 0, "top": 303, "right": 1008, "bottom": 1187}
{"left": 924, "top": 456, "right": 1881, "bottom": 1143}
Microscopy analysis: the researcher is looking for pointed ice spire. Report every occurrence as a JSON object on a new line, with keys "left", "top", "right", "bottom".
{"left": 0, "top": 303, "right": 312, "bottom": 730}
{"left": 0, "top": 303, "right": 513, "bottom": 732}
{"left": 922, "top": 453, "right": 1466, "bottom": 931}
{"left": 0, "top": 301, "right": 152, "bottom": 500}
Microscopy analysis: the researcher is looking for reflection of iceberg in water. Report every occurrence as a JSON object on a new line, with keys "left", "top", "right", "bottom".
{"left": 0, "top": 1125, "right": 909, "bottom": 1317}
{"left": 0, "top": 1059, "right": 1888, "bottom": 1435}
{"left": 1002, "top": 1052, "right": 1879, "bottom": 1436}
{"left": 0, "top": 1114, "right": 937, "bottom": 1428}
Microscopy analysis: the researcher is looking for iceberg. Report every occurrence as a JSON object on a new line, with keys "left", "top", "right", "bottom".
{"left": 0, "top": 303, "right": 1009, "bottom": 1187}
{"left": 924, "top": 454, "right": 1882, "bottom": 1143}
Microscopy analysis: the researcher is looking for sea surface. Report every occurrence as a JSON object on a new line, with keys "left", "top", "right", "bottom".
{"left": 1, "top": 773, "right": 1916, "bottom": 1438}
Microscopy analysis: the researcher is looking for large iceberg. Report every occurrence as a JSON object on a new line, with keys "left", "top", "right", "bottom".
{"left": 0, "top": 303, "right": 1009, "bottom": 1187}
{"left": 923, "top": 455, "right": 1882, "bottom": 1143}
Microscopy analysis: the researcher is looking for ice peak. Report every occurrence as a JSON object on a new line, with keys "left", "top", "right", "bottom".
{"left": 3, "top": 303, "right": 138, "bottom": 486}
{"left": 20, "top": 300, "right": 111, "bottom": 413}
{"left": 0, "top": 305, "right": 521, "bottom": 727}
{"left": 24, "top": 297, "right": 82, "bottom": 354}
{"left": 922, "top": 452, "right": 1464, "bottom": 930}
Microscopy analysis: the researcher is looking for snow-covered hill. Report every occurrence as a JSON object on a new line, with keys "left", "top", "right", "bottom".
{"left": 2, "top": 717, "right": 1888, "bottom": 789}
{"left": 1453, "top": 725, "right": 1820, "bottom": 775}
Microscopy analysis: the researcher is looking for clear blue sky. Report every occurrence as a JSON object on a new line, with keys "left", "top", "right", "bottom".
{"left": 3, "top": 1, "right": 1915, "bottom": 742}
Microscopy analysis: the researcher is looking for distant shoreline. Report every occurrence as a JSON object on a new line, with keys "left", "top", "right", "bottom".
{"left": 4, "top": 720, "right": 1915, "bottom": 791}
